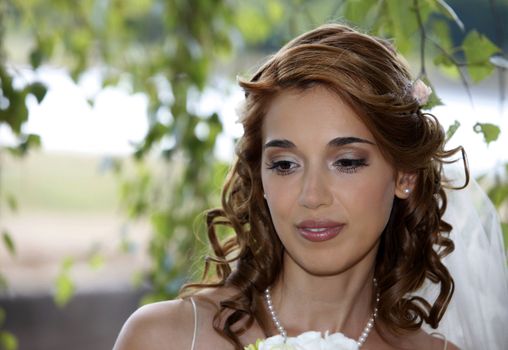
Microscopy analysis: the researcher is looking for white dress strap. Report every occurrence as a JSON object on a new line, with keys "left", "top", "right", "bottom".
{"left": 190, "top": 297, "right": 198, "bottom": 350}
{"left": 431, "top": 332, "right": 448, "bottom": 350}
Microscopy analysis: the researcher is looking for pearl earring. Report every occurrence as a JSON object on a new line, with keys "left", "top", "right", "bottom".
{"left": 404, "top": 188, "right": 411, "bottom": 194}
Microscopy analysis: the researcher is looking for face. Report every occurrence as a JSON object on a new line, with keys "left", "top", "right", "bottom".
{"left": 261, "top": 86, "right": 407, "bottom": 277}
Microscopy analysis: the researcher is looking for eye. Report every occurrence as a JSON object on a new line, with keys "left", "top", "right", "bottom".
{"left": 266, "top": 160, "right": 300, "bottom": 176}
{"left": 333, "top": 158, "right": 368, "bottom": 174}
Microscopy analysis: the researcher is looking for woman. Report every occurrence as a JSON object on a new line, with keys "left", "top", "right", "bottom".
{"left": 113, "top": 24, "right": 505, "bottom": 349}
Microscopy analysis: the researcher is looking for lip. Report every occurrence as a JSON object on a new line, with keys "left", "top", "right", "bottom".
{"left": 296, "top": 220, "right": 344, "bottom": 242}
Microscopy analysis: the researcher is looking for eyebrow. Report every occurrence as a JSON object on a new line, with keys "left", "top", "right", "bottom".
{"left": 328, "top": 136, "right": 375, "bottom": 147}
{"left": 264, "top": 136, "right": 375, "bottom": 149}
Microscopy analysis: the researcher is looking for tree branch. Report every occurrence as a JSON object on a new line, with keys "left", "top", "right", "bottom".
{"left": 414, "top": 0, "right": 483, "bottom": 107}
{"left": 429, "top": 37, "right": 474, "bottom": 105}
{"left": 413, "top": 0, "right": 426, "bottom": 77}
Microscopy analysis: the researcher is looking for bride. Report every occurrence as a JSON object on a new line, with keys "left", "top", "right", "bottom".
{"left": 113, "top": 24, "right": 508, "bottom": 350}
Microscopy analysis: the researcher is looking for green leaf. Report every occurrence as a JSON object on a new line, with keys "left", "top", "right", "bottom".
{"left": 502, "top": 222, "right": 508, "bottom": 252}
{"left": 119, "top": 236, "right": 135, "bottom": 253}
{"left": 473, "top": 123, "right": 500, "bottom": 145}
{"left": 467, "top": 63, "right": 494, "bottom": 83}
{"left": 0, "top": 308, "right": 5, "bottom": 326}
{"left": 462, "top": 31, "right": 500, "bottom": 82}
{"left": 54, "top": 257, "right": 75, "bottom": 306}
{"left": 424, "top": 90, "right": 443, "bottom": 109}
{"left": 5, "top": 194, "right": 17, "bottom": 213}
{"left": 435, "top": 62, "right": 461, "bottom": 79}
{"left": 12, "top": 134, "right": 41, "bottom": 156}
{"left": 267, "top": 1, "right": 284, "bottom": 22}
{"left": 88, "top": 253, "right": 104, "bottom": 270}
{"left": 0, "top": 274, "right": 8, "bottom": 292}
{"left": 29, "top": 35, "right": 55, "bottom": 70}
{"left": 29, "top": 49, "right": 43, "bottom": 70}
{"left": 343, "top": 0, "right": 378, "bottom": 25}
{"left": 487, "top": 184, "right": 508, "bottom": 208}
{"left": 131, "top": 271, "right": 144, "bottom": 288}
{"left": 28, "top": 82, "right": 48, "bottom": 103}
{"left": 2, "top": 231, "right": 15, "bottom": 257}
{"left": 54, "top": 273, "right": 75, "bottom": 307}
{"left": 463, "top": 31, "right": 499, "bottom": 63}
{"left": 446, "top": 120, "right": 460, "bottom": 141}
{"left": 234, "top": 5, "right": 271, "bottom": 44}
{"left": 0, "top": 331, "right": 18, "bottom": 350}
{"left": 26, "top": 134, "right": 41, "bottom": 147}
{"left": 0, "top": 67, "right": 29, "bottom": 135}
{"left": 433, "top": 53, "right": 454, "bottom": 67}
{"left": 421, "top": 78, "right": 443, "bottom": 109}
{"left": 151, "top": 211, "right": 173, "bottom": 240}
{"left": 61, "top": 257, "right": 74, "bottom": 271}
{"left": 431, "top": 20, "right": 454, "bottom": 55}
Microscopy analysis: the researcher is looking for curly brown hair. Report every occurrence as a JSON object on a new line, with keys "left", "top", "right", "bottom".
{"left": 181, "top": 23, "right": 468, "bottom": 349}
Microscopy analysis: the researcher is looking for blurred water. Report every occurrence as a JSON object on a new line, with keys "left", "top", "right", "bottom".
{"left": 2, "top": 66, "right": 506, "bottom": 178}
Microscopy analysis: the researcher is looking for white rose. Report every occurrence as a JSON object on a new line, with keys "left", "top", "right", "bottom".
{"left": 256, "top": 331, "right": 359, "bottom": 350}
{"left": 325, "top": 332, "right": 359, "bottom": 350}
{"left": 258, "top": 335, "right": 296, "bottom": 350}
{"left": 288, "top": 331, "right": 322, "bottom": 349}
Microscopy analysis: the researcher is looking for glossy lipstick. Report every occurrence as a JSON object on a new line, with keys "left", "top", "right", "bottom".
{"left": 296, "top": 220, "right": 344, "bottom": 242}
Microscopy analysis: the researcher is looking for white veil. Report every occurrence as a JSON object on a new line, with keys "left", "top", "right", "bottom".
{"left": 420, "top": 165, "right": 508, "bottom": 349}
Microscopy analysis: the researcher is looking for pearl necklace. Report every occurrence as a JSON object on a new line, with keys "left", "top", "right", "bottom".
{"left": 263, "top": 279, "right": 379, "bottom": 348}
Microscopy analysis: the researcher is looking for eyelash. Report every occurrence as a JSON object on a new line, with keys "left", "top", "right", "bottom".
{"left": 332, "top": 158, "right": 368, "bottom": 173}
{"left": 266, "top": 160, "right": 298, "bottom": 176}
{"left": 266, "top": 158, "right": 368, "bottom": 176}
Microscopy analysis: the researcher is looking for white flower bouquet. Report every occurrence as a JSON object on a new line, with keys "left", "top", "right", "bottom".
{"left": 244, "top": 331, "right": 359, "bottom": 350}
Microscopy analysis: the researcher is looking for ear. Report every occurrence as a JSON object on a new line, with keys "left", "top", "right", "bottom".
{"left": 395, "top": 172, "right": 417, "bottom": 199}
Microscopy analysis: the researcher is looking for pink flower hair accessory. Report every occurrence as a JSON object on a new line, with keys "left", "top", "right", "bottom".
{"left": 412, "top": 79, "right": 432, "bottom": 106}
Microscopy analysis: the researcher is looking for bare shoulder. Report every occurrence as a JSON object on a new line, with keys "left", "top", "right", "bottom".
{"left": 429, "top": 332, "right": 460, "bottom": 350}
{"left": 413, "top": 330, "right": 461, "bottom": 350}
{"left": 112, "top": 287, "right": 244, "bottom": 350}
{"left": 112, "top": 298, "right": 195, "bottom": 350}
{"left": 189, "top": 287, "right": 265, "bottom": 348}
{"left": 192, "top": 285, "right": 238, "bottom": 308}
{"left": 375, "top": 329, "right": 460, "bottom": 350}
{"left": 446, "top": 341, "right": 460, "bottom": 350}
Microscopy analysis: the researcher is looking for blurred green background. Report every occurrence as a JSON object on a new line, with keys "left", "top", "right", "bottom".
{"left": 1, "top": 1, "right": 507, "bottom": 349}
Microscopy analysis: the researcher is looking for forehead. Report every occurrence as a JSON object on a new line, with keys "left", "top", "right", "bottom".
{"left": 262, "top": 86, "right": 374, "bottom": 142}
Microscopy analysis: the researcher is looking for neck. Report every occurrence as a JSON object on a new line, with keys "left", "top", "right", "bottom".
{"left": 267, "top": 253, "right": 377, "bottom": 337}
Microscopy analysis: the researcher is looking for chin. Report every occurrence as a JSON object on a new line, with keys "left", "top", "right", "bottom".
{"left": 292, "top": 254, "right": 359, "bottom": 277}
{"left": 284, "top": 240, "right": 380, "bottom": 277}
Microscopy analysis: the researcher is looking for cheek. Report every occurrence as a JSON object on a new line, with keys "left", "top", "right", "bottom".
{"left": 342, "top": 174, "right": 395, "bottom": 231}
{"left": 261, "top": 172, "right": 295, "bottom": 227}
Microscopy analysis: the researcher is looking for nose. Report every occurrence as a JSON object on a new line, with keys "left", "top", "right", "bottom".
{"left": 297, "top": 166, "right": 333, "bottom": 209}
